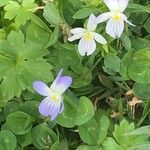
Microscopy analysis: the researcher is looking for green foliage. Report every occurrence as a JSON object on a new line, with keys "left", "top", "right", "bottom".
{"left": 0, "top": 30, "right": 53, "bottom": 101}
{"left": 0, "top": 130, "right": 17, "bottom": 150}
{"left": 4, "top": 0, "right": 38, "bottom": 25}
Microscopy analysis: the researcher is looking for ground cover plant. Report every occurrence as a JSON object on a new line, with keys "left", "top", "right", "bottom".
{"left": 0, "top": 0, "right": 150, "bottom": 149}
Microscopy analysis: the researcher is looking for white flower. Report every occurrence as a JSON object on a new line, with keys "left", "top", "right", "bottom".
{"left": 96, "top": 0, "right": 135, "bottom": 38}
{"left": 68, "top": 14, "right": 107, "bottom": 56}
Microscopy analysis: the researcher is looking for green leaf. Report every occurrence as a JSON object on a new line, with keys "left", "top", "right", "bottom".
{"left": 26, "top": 23, "right": 51, "bottom": 47}
{"left": 0, "top": 30, "right": 53, "bottom": 101}
{"left": 104, "top": 53, "right": 121, "bottom": 72}
{"left": 125, "top": 125, "right": 150, "bottom": 136}
{"left": 17, "top": 132, "right": 32, "bottom": 148}
{"left": 43, "top": 3, "right": 62, "bottom": 26}
{"left": 32, "top": 123, "right": 58, "bottom": 150}
{"left": 133, "top": 83, "right": 150, "bottom": 99}
{"left": 77, "top": 145, "right": 102, "bottom": 150}
{"left": 113, "top": 120, "right": 135, "bottom": 146}
{"left": 119, "top": 51, "right": 133, "bottom": 80}
{"left": 0, "top": 130, "right": 17, "bottom": 150}
{"left": 97, "top": 116, "right": 110, "bottom": 144}
{"left": 57, "top": 96, "right": 94, "bottom": 127}
{"left": 0, "top": 0, "right": 10, "bottom": 7}
{"left": 128, "top": 48, "right": 150, "bottom": 84}
{"left": 74, "top": 96, "right": 94, "bottom": 125}
{"left": 102, "top": 137, "right": 122, "bottom": 150}
{"left": 4, "top": 0, "right": 38, "bottom": 25}
{"left": 78, "top": 118, "right": 99, "bottom": 145}
{"left": 55, "top": 101, "right": 76, "bottom": 128}
{"left": 128, "top": 3, "right": 150, "bottom": 13}
{"left": 6, "top": 111, "right": 33, "bottom": 135}
{"left": 113, "top": 119, "right": 149, "bottom": 149}
{"left": 20, "top": 101, "right": 39, "bottom": 118}
{"left": 120, "top": 33, "right": 131, "bottom": 51}
{"left": 73, "top": 6, "right": 99, "bottom": 19}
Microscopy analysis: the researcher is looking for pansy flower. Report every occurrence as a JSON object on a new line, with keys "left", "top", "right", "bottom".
{"left": 33, "top": 70, "right": 72, "bottom": 121}
{"left": 68, "top": 14, "right": 107, "bottom": 56}
{"left": 96, "top": 0, "right": 135, "bottom": 38}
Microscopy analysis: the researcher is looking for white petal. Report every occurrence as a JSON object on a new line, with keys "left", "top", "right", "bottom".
{"left": 106, "top": 17, "right": 124, "bottom": 38}
{"left": 70, "top": 28, "right": 86, "bottom": 34}
{"left": 68, "top": 33, "right": 84, "bottom": 42}
{"left": 104, "top": 0, "right": 119, "bottom": 11}
{"left": 78, "top": 37, "right": 96, "bottom": 56}
{"left": 96, "top": 12, "right": 112, "bottom": 24}
{"left": 122, "top": 14, "right": 135, "bottom": 27}
{"left": 78, "top": 37, "right": 87, "bottom": 56}
{"left": 115, "top": 19, "right": 124, "bottom": 37}
{"left": 118, "top": 0, "right": 129, "bottom": 12}
{"left": 92, "top": 32, "right": 107, "bottom": 44}
{"left": 87, "top": 14, "right": 97, "bottom": 31}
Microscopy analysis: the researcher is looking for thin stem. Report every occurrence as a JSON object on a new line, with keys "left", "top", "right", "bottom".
{"left": 136, "top": 101, "right": 150, "bottom": 127}
{"left": 90, "top": 57, "right": 102, "bottom": 72}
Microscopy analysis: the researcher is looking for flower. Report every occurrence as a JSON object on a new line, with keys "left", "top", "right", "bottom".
{"left": 68, "top": 14, "right": 107, "bottom": 56}
{"left": 33, "top": 69, "right": 72, "bottom": 121}
{"left": 96, "top": 0, "right": 135, "bottom": 38}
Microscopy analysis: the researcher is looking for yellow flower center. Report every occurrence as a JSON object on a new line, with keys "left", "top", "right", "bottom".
{"left": 113, "top": 13, "right": 121, "bottom": 21}
{"left": 52, "top": 95, "right": 59, "bottom": 101}
{"left": 84, "top": 32, "right": 93, "bottom": 41}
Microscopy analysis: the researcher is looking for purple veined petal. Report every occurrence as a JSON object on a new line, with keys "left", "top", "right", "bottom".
{"left": 50, "top": 70, "right": 72, "bottom": 95}
{"left": 106, "top": 17, "right": 125, "bottom": 38}
{"left": 33, "top": 81, "right": 50, "bottom": 96}
{"left": 39, "top": 96, "right": 62, "bottom": 120}
{"left": 59, "top": 102, "right": 64, "bottom": 114}
{"left": 87, "top": 14, "right": 97, "bottom": 32}
{"left": 92, "top": 32, "right": 107, "bottom": 45}
{"left": 50, "top": 102, "right": 61, "bottom": 121}
{"left": 104, "top": 0, "right": 119, "bottom": 11}
{"left": 118, "top": 0, "right": 129, "bottom": 12}
{"left": 68, "top": 33, "right": 84, "bottom": 42}
{"left": 122, "top": 14, "right": 135, "bottom": 27}
{"left": 39, "top": 96, "right": 53, "bottom": 117}
{"left": 78, "top": 36, "right": 96, "bottom": 56}
{"left": 96, "top": 12, "right": 112, "bottom": 24}
{"left": 70, "top": 28, "right": 86, "bottom": 34}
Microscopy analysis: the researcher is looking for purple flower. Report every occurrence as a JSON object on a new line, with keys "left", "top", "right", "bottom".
{"left": 33, "top": 69, "right": 72, "bottom": 121}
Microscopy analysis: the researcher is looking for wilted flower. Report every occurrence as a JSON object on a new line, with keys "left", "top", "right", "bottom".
{"left": 96, "top": 0, "right": 135, "bottom": 38}
{"left": 68, "top": 14, "right": 107, "bottom": 56}
{"left": 33, "top": 69, "right": 72, "bottom": 121}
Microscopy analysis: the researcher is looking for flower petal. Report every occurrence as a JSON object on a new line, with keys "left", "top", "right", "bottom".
{"left": 59, "top": 102, "right": 64, "bottom": 114}
{"left": 78, "top": 37, "right": 96, "bottom": 56}
{"left": 87, "top": 14, "right": 97, "bottom": 31}
{"left": 39, "top": 97, "right": 52, "bottom": 117}
{"left": 78, "top": 37, "right": 87, "bottom": 56}
{"left": 92, "top": 32, "right": 107, "bottom": 44}
{"left": 122, "top": 14, "right": 135, "bottom": 27}
{"left": 39, "top": 96, "right": 62, "bottom": 120}
{"left": 96, "top": 12, "right": 112, "bottom": 24}
{"left": 68, "top": 33, "right": 84, "bottom": 42}
{"left": 33, "top": 81, "right": 50, "bottom": 96}
{"left": 50, "top": 70, "right": 72, "bottom": 94}
{"left": 106, "top": 17, "right": 124, "bottom": 38}
{"left": 70, "top": 28, "right": 86, "bottom": 34}
{"left": 50, "top": 102, "right": 61, "bottom": 120}
{"left": 118, "top": 0, "right": 129, "bottom": 12}
{"left": 104, "top": 0, "right": 119, "bottom": 11}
